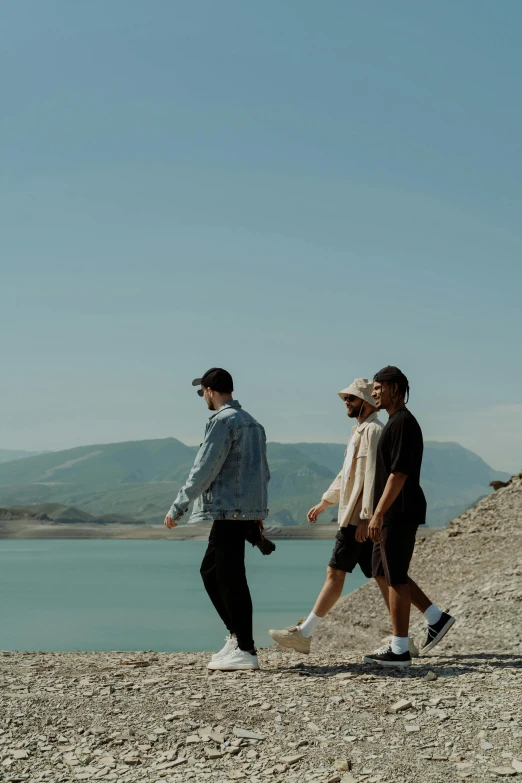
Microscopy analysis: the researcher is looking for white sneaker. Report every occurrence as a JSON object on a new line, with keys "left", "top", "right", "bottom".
{"left": 207, "top": 648, "right": 259, "bottom": 671}
{"left": 211, "top": 635, "right": 237, "bottom": 662}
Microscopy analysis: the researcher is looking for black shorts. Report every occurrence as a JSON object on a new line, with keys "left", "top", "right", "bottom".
{"left": 328, "top": 525, "right": 373, "bottom": 579}
{"left": 372, "top": 522, "right": 419, "bottom": 586}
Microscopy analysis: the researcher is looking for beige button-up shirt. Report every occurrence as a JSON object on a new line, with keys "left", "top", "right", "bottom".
{"left": 322, "top": 411, "right": 383, "bottom": 527}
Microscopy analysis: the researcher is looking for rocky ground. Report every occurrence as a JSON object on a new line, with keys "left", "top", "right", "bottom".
{"left": 1, "top": 477, "right": 521, "bottom": 783}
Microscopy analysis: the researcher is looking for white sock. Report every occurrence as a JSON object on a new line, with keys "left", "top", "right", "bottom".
{"left": 298, "top": 612, "right": 322, "bottom": 639}
{"left": 391, "top": 636, "right": 409, "bottom": 655}
{"left": 424, "top": 604, "right": 443, "bottom": 626}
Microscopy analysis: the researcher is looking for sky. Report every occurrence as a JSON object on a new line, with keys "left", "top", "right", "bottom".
{"left": 1, "top": 0, "right": 521, "bottom": 473}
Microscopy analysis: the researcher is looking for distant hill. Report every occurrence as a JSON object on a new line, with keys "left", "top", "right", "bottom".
{"left": 293, "top": 441, "right": 510, "bottom": 526}
{"left": 0, "top": 439, "right": 196, "bottom": 485}
{"left": 0, "top": 440, "right": 335, "bottom": 528}
{"left": 0, "top": 437, "right": 509, "bottom": 528}
{"left": 0, "top": 449, "right": 41, "bottom": 464}
{"left": 0, "top": 503, "right": 142, "bottom": 525}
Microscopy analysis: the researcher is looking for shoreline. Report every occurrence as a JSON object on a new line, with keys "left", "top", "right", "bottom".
{"left": 0, "top": 521, "right": 440, "bottom": 541}
{"left": 0, "top": 520, "right": 338, "bottom": 540}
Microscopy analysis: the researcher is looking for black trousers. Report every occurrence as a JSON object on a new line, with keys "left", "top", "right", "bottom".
{"left": 200, "top": 520, "right": 257, "bottom": 651}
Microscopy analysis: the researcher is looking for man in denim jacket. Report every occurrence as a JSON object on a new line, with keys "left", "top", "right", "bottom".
{"left": 165, "top": 368, "right": 270, "bottom": 671}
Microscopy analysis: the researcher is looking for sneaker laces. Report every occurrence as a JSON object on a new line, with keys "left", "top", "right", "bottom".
{"left": 376, "top": 644, "right": 391, "bottom": 655}
{"left": 222, "top": 646, "right": 254, "bottom": 660}
{"left": 220, "top": 646, "right": 239, "bottom": 661}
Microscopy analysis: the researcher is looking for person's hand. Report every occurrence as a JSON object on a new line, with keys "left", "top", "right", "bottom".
{"left": 355, "top": 521, "right": 369, "bottom": 542}
{"left": 368, "top": 513, "right": 383, "bottom": 543}
{"left": 164, "top": 514, "right": 178, "bottom": 529}
{"left": 257, "top": 520, "right": 265, "bottom": 533}
{"left": 307, "top": 500, "right": 329, "bottom": 524}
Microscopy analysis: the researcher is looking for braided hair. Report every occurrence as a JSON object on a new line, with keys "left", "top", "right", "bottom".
{"left": 373, "top": 366, "right": 410, "bottom": 404}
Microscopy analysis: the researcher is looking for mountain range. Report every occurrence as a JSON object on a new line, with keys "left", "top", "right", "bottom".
{"left": 0, "top": 438, "right": 509, "bottom": 528}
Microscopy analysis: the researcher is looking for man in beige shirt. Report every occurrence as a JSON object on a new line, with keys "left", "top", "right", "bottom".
{"left": 269, "top": 379, "right": 383, "bottom": 654}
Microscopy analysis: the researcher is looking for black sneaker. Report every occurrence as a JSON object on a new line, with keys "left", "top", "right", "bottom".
{"left": 418, "top": 612, "right": 455, "bottom": 654}
{"left": 362, "top": 647, "right": 412, "bottom": 667}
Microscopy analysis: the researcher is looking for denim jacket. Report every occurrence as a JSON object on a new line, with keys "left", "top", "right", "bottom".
{"left": 168, "top": 400, "right": 270, "bottom": 523}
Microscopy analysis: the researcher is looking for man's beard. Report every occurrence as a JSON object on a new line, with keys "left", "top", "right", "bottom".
{"left": 347, "top": 404, "right": 364, "bottom": 418}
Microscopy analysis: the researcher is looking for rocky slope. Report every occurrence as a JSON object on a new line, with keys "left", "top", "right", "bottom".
{"left": 0, "top": 477, "right": 521, "bottom": 783}
{"left": 317, "top": 473, "right": 522, "bottom": 654}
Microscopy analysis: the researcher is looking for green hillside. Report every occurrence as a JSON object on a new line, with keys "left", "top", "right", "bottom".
{"left": 0, "top": 441, "right": 335, "bottom": 526}
{"left": 0, "top": 438, "right": 197, "bottom": 485}
{"left": 0, "top": 438, "right": 509, "bottom": 528}
{"left": 292, "top": 443, "right": 346, "bottom": 475}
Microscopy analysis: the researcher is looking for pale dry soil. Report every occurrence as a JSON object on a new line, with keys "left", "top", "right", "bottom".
{"left": 1, "top": 478, "right": 521, "bottom": 783}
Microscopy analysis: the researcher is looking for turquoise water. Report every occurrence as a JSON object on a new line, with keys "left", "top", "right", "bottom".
{"left": 0, "top": 540, "right": 367, "bottom": 652}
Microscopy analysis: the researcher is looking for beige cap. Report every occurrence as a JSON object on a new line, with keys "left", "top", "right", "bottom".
{"left": 338, "top": 378, "right": 376, "bottom": 407}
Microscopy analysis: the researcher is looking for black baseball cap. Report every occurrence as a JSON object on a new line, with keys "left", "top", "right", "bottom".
{"left": 192, "top": 368, "right": 234, "bottom": 397}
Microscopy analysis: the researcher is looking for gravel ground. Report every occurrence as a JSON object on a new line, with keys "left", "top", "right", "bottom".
{"left": 1, "top": 476, "right": 521, "bottom": 783}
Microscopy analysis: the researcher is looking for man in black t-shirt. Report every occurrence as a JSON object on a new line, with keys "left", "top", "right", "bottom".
{"left": 362, "top": 366, "right": 455, "bottom": 667}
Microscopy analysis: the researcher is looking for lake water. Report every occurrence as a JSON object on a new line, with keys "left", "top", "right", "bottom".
{"left": 0, "top": 540, "right": 367, "bottom": 652}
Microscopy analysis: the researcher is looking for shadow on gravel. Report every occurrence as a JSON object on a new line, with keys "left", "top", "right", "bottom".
{"left": 277, "top": 663, "right": 444, "bottom": 679}
{"left": 434, "top": 653, "right": 522, "bottom": 668}
{"left": 276, "top": 654, "right": 521, "bottom": 679}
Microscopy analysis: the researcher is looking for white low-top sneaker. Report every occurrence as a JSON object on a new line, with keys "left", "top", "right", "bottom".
{"left": 211, "top": 635, "right": 237, "bottom": 662}
{"left": 207, "top": 648, "right": 259, "bottom": 671}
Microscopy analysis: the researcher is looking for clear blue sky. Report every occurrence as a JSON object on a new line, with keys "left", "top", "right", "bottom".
{"left": 2, "top": 1, "right": 521, "bottom": 472}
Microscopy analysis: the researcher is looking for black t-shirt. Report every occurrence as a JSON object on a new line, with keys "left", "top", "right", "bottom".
{"left": 373, "top": 408, "right": 427, "bottom": 524}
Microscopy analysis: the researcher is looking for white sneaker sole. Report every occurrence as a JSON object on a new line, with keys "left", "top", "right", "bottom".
{"left": 207, "top": 661, "right": 259, "bottom": 671}
{"left": 362, "top": 655, "right": 412, "bottom": 668}
{"left": 420, "top": 616, "right": 456, "bottom": 654}
{"left": 268, "top": 630, "right": 310, "bottom": 655}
